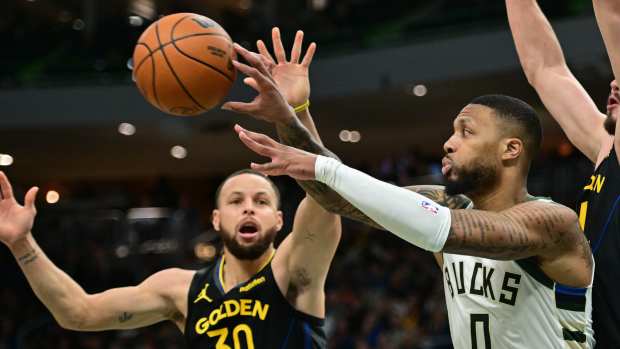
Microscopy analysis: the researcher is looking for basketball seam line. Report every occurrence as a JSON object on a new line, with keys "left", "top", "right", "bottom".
{"left": 155, "top": 22, "right": 205, "bottom": 111}
{"left": 134, "top": 43, "right": 162, "bottom": 110}
{"left": 170, "top": 16, "right": 234, "bottom": 83}
{"left": 134, "top": 32, "right": 231, "bottom": 75}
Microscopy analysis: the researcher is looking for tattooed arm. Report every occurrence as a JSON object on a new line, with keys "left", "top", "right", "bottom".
{"left": 11, "top": 235, "right": 192, "bottom": 331}
{"left": 277, "top": 118, "right": 470, "bottom": 227}
{"left": 0, "top": 172, "right": 190, "bottom": 332}
{"left": 235, "top": 129, "right": 592, "bottom": 286}
{"left": 447, "top": 200, "right": 592, "bottom": 287}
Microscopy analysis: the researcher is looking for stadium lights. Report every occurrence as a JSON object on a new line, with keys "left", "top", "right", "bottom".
{"left": 339, "top": 130, "right": 362, "bottom": 143}
{"left": 413, "top": 84, "right": 428, "bottom": 97}
{"left": 171, "top": 145, "right": 187, "bottom": 159}
{"left": 128, "top": 16, "right": 144, "bottom": 26}
{"left": 118, "top": 122, "right": 136, "bottom": 136}
{"left": 46, "top": 190, "right": 60, "bottom": 204}
{"left": 72, "top": 19, "right": 85, "bottom": 31}
{"left": 0, "top": 154, "right": 13, "bottom": 166}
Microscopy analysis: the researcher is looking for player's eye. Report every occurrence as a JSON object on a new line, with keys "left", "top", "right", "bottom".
{"left": 257, "top": 199, "right": 269, "bottom": 205}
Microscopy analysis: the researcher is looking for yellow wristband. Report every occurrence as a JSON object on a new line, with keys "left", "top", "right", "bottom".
{"left": 293, "top": 100, "right": 310, "bottom": 113}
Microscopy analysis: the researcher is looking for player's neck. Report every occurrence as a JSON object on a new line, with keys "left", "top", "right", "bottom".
{"left": 468, "top": 174, "right": 528, "bottom": 211}
{"left": 221, "top": 247, "right": 275, "bottom": 291}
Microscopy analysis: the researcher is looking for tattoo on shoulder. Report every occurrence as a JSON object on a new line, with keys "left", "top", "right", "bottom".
{"left": 18, "top": 248, "right": 38, "bottom": 266}
{"left": 118, "top": 312, "right": 133, "bottom": 323}
{"left": 411, "top": 186, "right": 471, "bottom": 209}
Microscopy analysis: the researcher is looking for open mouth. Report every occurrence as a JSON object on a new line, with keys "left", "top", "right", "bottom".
{"left": 237, "top": 221, "right": 259, "bottom": 240}
{"left": 607, "top": 94, "right": 619, "bottom": 111}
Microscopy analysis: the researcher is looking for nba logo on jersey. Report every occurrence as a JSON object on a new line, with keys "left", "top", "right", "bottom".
{"left": 421, "top": 200, "right": 439, "bottom": 214}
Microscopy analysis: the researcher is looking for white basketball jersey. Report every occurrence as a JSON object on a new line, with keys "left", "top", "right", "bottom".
{"left": 442, "top": 252, "right": 594, "bottom": 349}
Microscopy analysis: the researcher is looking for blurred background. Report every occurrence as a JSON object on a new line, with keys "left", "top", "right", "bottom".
{"left": 0, "top": 0, "right": 609, "bottom": 348}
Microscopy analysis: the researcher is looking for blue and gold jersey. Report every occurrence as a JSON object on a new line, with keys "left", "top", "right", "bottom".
{"left": 577, "top": 147, "right": 620, "bottom": 347}
{"left": 184, "top": 253, "right": 326, "bottom": 348}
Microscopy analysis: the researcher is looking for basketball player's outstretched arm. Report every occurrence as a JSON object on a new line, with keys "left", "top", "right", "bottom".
{"left": 506, "top": 0, "right": 608, "bottom": 162}
{"left": 242, "top": 28, "right": 342, "bottom": 316}
{"left": 593, "top": 0, "right": 620, "bottom": 159}
{"left": 224, "top": 43, "right": 470, "bottom": 230}
{"left": 0, "top": 172, "right": 189, "bottom": 331}
{"left": 234, "top": 129, "right": 593, "bottom": 287}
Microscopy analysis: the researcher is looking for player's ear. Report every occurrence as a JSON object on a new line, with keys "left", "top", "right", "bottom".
{"left": 275, "top": 210, "right": 283, "bottom": 232}
{"left": 212, "top": 209, "right": 221, "bottom": 231}
{"left": 501, "top": 137, "right": 523, "bottom": 161}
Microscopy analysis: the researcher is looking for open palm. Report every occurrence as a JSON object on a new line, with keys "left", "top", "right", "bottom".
{"left": 256, "top": 28, "right": 316, "bottom": 107}
{"left": 0, "top": 172, "right": 38, "bottom": 247}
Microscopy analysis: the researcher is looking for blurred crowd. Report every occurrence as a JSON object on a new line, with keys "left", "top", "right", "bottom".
{"left": 0, "top": 145, "right": 592, "bottom": 349}
{"left": 1, "top": 0, "right": 590, "bottom": 87}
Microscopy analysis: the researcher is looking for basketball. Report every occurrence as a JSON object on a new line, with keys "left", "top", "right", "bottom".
{"left": 132, "top": 13, "right": 236, "bottom": 116}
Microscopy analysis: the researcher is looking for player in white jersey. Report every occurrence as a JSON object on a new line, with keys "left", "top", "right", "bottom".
{"left": 220, "top": 43, "right": 595, "bottom": 348}
{"left": 442, "top": 200, "right": 593, "bottom": 348}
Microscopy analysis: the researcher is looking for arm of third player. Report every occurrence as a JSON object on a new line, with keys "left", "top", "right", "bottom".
{"left": 0, "top": 172, "right": 190, "bottom": 332}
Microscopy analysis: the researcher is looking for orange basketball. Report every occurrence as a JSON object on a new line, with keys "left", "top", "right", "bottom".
{"left": 132, "top": 13, "right": 236, "bottom": 116}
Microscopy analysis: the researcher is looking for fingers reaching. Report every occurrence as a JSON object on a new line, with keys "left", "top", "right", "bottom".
{"left": 261, "top": 27, "right": 315, "bottom": 67}
{"left": 231, "top": 60, "right": 272, "bottom": 90}
{"left": 272, "top": 27, "right": 287, "bottom": 63}
{"left": 234, "top": 124, "right": 280, "bottom": 147}
{"left": 237, "top": 129, "right": 276, "bottom": 158}
{"left": 301, "top": 42, "right": 317, "bottom": 68}
{"left": 243, "top": 77, "right": 259, "bottom": 91}
{"left": 0, "top": 171, "right": 14, "bottom": 200}
{"left": 233, "top": 43, "right": 273, "bottom": 81}
{"left": 290, "top": 30, "right": 304, "bottom": 64}
{"left": 24, "top": 187, "right": 38, "bottom": 210}
{"left": 222, "top": 101, "right": 256, "bottom": 115}
{"left": 256, "top": 40, "right": 275, "bottom": 64}
{"left": 250, "top": 161, "right": 285, "bottom": 176}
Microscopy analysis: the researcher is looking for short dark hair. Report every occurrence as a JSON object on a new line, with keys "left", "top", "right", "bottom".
{"left": 470, "top": 94, "right": 542, "bottom": 161}
{"left": 214, "top": 169, "right": 281, "bottom": 208}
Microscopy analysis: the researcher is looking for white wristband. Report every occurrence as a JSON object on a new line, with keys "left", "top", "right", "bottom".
{"left": 314, "top": 155, "right": 451, "bottom": 252}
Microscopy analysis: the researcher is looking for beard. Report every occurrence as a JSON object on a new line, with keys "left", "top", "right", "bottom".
{"left": 219, "top": 226, "right": 277, "bottom": 260}
{"left": 604, "top": 111, "right": 616, "bottom": 135}
{"left": 444, "top": 158, "right": 499, "bottom": 196}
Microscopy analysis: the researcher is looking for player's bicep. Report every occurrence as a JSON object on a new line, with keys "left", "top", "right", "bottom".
{"left": 78, "top": 269, "right": 181, "bottom": 331}
{"left": 443, "top": 202, "right": 574, "bottom": 260}
{"left": 530, "top": 67, "right": 606, "bottom": 161}
{"left": 285, "top": 196, "right": 341, "bottom": 290}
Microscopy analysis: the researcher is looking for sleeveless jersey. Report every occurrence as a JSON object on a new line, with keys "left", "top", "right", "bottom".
{"left": 184, "top": 254, "right": 326, "bottom": 348}
{"left": 443, "top": 199, "right": 594, "bottom": 349}
{"left": 576, "top": 147, "right": 620, "bottom": 348}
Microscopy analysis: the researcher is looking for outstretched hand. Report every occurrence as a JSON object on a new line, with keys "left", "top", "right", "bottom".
{"left": 255, "top": 28, "right": 316, "bottom": 107}
{"left": 221, "top": 43, "right": 296, "bottom": 125}
{"left": 0, "top": 172, "right": 38, "bottom": 247}
{"left": 234, "top": 124, "right": 318, "bottom": 181}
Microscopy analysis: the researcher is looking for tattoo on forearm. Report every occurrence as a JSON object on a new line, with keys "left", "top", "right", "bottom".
{"left": 118, "top": 312, "right": 133, "bottom": 323}
{"left": 275, "top": 121, "right": 471, "bottom": 229}
{"left": 276, "top": 120, "right": 382, "bottom": 225}
{"left": 18, "top": 249, "right": 38, "bottom": 266}
{"left": 276, "top": 120, "right": 340, "bottom": 161}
